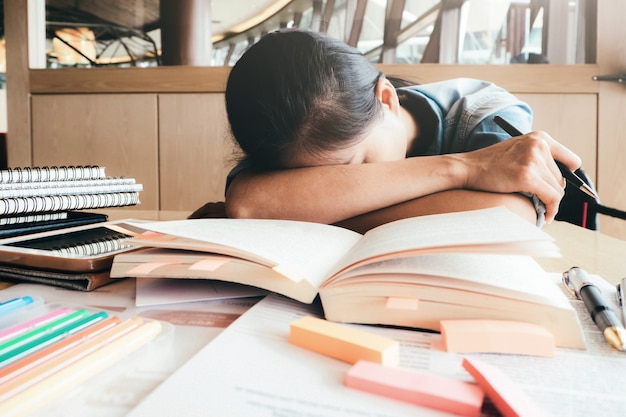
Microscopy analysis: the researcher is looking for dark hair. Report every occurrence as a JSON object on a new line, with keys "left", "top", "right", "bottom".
{"left": 225, "top": 29, "right": 384, "bottom": 170}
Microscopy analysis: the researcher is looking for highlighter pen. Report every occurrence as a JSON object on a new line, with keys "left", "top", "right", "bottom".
{"left": 0, "top": 315, "right": 122, "bottom": 384}
{"left": 493, "top": 115, "right": 599, "bottom": 200}
{"left": 0, "top": 307, "right": 74, "bottom": 343}
{"left": 0, "top": 317, "right": 143, "bottom": 398}
{"left": 0, "top": 319, "right": 162, "bottom": 417}
{"left": 0, "top": 297, "right": 34, "bottom": 317}
{"left": 563, "top": 267, "right": 626, "bottom": 351}
{"left": 0, "top": 309, "right": 90, "bottom": 355}
{"left": 0, "top": 311, "right": 109, "bottom": 365}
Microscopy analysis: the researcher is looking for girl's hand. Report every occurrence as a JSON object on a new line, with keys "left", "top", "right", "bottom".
{"left": 459, "top": 131, "right": 582, "bottom": 223}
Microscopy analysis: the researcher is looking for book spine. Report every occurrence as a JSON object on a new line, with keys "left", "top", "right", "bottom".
{"left": 0, "top": 182, "right": 142, "bottom": 199}
{"left": 0, "top": 166, "right": 107, "bottom": 183}
{"left": 0, "top": 193, "right": 140, "bottom": 216}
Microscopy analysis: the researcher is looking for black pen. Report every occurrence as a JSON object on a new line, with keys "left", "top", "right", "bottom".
{"left": 563, "top": 267, "right": 626, "bottom": 352}
{"left": 493, "top": 115, "right": 599, "bottom": 200}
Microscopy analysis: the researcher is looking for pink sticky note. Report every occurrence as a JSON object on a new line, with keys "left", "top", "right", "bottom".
{"left": 462, "top": 357, "right": 550, "bottom": 417}
{"left": 346, "top": 360, "right": 484, "bottom": 417}
{"left": 440, "top": 320, "right": 555, "bottom": 357}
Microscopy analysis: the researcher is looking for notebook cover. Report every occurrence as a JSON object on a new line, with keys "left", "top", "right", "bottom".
{"left": 0, "top": 211, "right": 108, "bottom": 239}
{"left": 0, "top": 263, "right": 114, "bottom": 291}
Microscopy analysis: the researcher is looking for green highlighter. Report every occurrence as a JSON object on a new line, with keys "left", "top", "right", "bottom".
{"left": 0, "top": 309, "right": 107, "bottom": 364}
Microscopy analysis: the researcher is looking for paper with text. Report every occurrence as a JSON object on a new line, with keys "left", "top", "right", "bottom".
{"left": 129, "top": 282, "right": 626, "bottom": 417}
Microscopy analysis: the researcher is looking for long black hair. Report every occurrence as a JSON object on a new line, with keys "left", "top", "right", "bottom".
{"left": 225, "top": 29, "right": 384, "bottom": 170}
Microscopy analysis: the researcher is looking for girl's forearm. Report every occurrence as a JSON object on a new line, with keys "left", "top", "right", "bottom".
{"left": 225, "top": 154, "right": 465, "bottom": 223}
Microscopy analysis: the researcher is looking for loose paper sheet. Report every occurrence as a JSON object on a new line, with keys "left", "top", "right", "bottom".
{"left": 128, "top": 276, "right": 626, "bottom": 417}
{"left": 135, "top": 277, "right": 267, "bottom": 307}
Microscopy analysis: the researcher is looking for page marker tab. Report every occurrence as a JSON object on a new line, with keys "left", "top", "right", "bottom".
{"left": 385, "top": 297, "right": 419, "bottom": 310}
{"left": 272, "top": 265, "right": 305, "bottom": 283}
{"left": 289, "top": 316, "right": 399, "bottom": 366}
{"left": 440, "top": 320, "right": 555, "bottom": 357}
{"left": 189, "top": 258, "right": 229, "bottom": 271}
{"left": 127, "top": 262, "right": 176, "bottom": 275}
{"left": 462, "top": 357, "right": 550, "bottom": 417}
{"left": 346, "top": 360, "right": 484, "bottom": 417}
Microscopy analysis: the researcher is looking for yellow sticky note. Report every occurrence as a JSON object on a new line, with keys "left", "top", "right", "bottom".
{"left": 289, "top": 316, "right": 399, "bottom": 366}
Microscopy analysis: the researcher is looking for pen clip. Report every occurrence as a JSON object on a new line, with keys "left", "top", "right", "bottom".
{"left": 617, "top": 281, "right": 625, "bottom": 307}
{"left": 562, "top": 270, "right": 581, "bottom": 299}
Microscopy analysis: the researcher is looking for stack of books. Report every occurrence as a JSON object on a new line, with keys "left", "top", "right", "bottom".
{"left": 0, "top": 165, "right": 142, "bottom": 239}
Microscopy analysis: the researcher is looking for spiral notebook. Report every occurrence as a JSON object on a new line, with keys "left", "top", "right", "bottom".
{"left": 0, "top": 221, "right": 138, "bottom": 291}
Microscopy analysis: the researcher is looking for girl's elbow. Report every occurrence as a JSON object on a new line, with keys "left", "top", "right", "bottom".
{"left": 224, "top": 195, "right": 254, "bottom": 219}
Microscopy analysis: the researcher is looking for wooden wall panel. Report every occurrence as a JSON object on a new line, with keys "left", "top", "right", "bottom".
{"left": 596, "top": 1, "right": 626, "bottom": 240}
{"left": 158, "top": 93, "right": 235, "bottom": 212}
{"left": 518, "top": 93, "right": 598, "bottom": 183}
{"left": 30, "top": 94, "right": 159, "bottom": 210}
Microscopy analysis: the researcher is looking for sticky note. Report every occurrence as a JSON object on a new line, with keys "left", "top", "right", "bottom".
{"left": 385, "top": 297, "right": 419, "bottom": 310}
{"left": 127, "top": 262, "right": 175, "bottom": 275}
{"left": 272, "top": 265, "right": 305, "bottom": 282}
{"left": 189, "top": 258, "right": 229, "bottom": 271}
{"left": 289, "top": 316, "right": 399, "bottom": 366}
{"left": 462, "top": 357, "right": 550, "bottom": 417}
{"left": 346, "top": 360, "right": 484, "bottom": 417}
{"left": 440, "top": 320, "right": 555, "bottom": 357}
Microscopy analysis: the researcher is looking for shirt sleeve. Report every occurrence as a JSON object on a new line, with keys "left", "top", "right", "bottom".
{"left": 409, "top": 78, "right": 533, "bottom": 154}
{"left": 224, "top": 159, "right": 251, "bottom": 196}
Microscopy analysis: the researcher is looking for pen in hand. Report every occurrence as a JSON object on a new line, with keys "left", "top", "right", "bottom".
{"left": 563, "top": 267, "right": 626, "bottom": 352}
{"left": 492, "top": 115, "right": 599, "bottom": 200}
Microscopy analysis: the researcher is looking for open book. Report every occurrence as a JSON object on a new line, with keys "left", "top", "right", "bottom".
{"left": 109, "top": 207, "right": 584, "bottom": 349}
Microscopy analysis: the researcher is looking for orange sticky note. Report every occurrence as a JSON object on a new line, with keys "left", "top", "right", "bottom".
{"left": 440, "top": 320, "right": 555, "bottom": 357}
{"left": 346, "top": 360, "right": 484, "bottom": 417}
{"left": 289, "top": 316, "right": 399, "bottom": 366}
{"left": 462, "top": 357, "right": 550, "bottom": 417}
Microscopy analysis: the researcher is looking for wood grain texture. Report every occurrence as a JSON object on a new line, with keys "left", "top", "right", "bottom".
{"left": 158, "top": 93, "right": 235, "bottom": 210}
{"left": 30, "top": 94, "right": 159, "bottom": 210}
{"left": 29, "top": 64, "right": 599, "bottom": 94}
{"left": 518, "top": 93, "right": 598, "bottom": 183}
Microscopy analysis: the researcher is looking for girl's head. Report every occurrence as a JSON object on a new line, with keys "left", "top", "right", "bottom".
{"left": 225, "top": 29, "right": 390, "bottom": 171}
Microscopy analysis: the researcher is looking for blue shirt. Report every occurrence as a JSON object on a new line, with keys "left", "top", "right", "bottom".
{"left": 397, "top": 78, "right": 532, "bottom": 157}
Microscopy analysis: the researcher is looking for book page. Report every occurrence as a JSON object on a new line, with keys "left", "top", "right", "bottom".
{"left": 128, "top": 290, "right": 626, "bottom": 417}
{"left": 322, "top": 253, "right": 570, "bottom": 307}
{"left": 124, "top": 219, "right": 362, "bottom": 288}
{"left": 330, "top": 206, "right": 559, "bottom": 278}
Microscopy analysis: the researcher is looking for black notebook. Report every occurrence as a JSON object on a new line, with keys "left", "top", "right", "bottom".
{"left": 0, "top": 211, "right": 108, "bottom": 239}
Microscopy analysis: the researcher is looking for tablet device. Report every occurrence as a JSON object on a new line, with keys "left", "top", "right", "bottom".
{"left": 0, "top": 221, "right": 137, "bottom": 273}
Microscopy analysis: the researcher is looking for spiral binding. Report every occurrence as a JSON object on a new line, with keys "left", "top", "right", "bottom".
{"left": 0, "top": 166, "right": 106, "bottom": 183}
{"left": 49, "top": 234, "right": 133, "bottom": 257}
{"left": 0, "top": 193, "right": 140, "bottom": 216}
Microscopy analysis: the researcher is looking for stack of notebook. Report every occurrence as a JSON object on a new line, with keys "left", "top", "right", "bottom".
{"left": 0, "top": 165, "right": 142, "bottom": 291}
{"left": 0, "top": 165, "right": 142, "bottom": 239}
